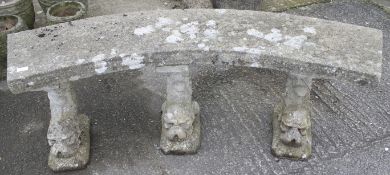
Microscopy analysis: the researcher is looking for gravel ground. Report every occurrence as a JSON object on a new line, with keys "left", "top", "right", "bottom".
{"left": 0, "top": 0, "right": 389, "bottom": 174}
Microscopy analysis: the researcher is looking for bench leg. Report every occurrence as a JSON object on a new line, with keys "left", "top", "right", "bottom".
{"left": 272, "top": 73, "right": 312, "bottom": 160}
{"left": 46, "top": 82, "right": 90, "bottom": 172}
{"left": 160, "top": 66, "right": 201, "bottom": 154}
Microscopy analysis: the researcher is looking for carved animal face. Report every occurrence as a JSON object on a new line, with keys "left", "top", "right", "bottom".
{"left": 279, "top": 106, "right": 309, "bottom": 146}
{"left": 47, "top": 118, "right": 81, "bottom": 158}
{"left": 163, "top": 104, "right": 195, "bottom": 141}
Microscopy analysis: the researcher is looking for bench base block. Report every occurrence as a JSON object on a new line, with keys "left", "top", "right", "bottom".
{"left": 271, "top": 103, "right": 312, "bottom": 160}
{"left": 48, "top": 114, "right": 90, "bottom": 172}
{"left": 160, "top": 113, "right": 201, "bottom": 154}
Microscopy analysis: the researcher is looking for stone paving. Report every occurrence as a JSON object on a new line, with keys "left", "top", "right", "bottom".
{"left": 0, "top": 0, "right": 389, "bottom": 174}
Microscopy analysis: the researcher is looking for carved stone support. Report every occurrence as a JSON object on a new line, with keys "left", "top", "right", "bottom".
{"left": 45, "top": 82, "right": 90, "bottom": 171}
{"left": 272, "top": 73, "right": 313, "bottom": 160}
{"left": 158, "top": 66, "right": 201, "bottom": 154}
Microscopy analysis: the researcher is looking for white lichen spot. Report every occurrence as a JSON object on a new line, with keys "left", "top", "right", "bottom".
{"left": 92, "top": 54, "right": 107, "bottom": 74}
{"left": 69, "top": 76, "right": 80, "bottom": 81}
{"left": 92, "top": 54, "right": 105, "bottom": 62}
{"left": 111, "top": 48, "right": 118, "bottom": 56}
{"left": 94, "top": 61, "right": 107, "bottom": 74}
{"left": 302, "top": 154, "right": 307, "bottom": 159}
{"left": 303, "top": 27, "right": 316, "bottom": 34}
{"left": 233, "top": 47, "right": 247, "bottom": 52}
{"left": 166, "top": 30, "right": 183, "bottom": 44}
{"left": 155, "top": 17, "right": 175, "bottom": 28}
{"left": 198, "top": 43, "right": 206, "bottom": 49}
{"left": 27, "top": 82, "right": 34, "bottom": 86}
{"left": 162, "top": 27, "right": 171, "bottom": 32}
{"left": 283, "top": 35, "right": 307, "bottom": 49}
{"left": 247, "top": 29, "right": 264, "bottom": 38}
{"left": 264, "top": 28, "right": 283, "bottom": 43}
{"left": 7, "top": 66, "right": 16, "bottom": 73}
{"left": 16, "top": 67, "right": 28, "bottom": 72}
{"left": 206, "top": 20, "right": 216, "bottom": 28}
{"left": 248, "top": 48, "right": 264, "bottom": 54}
{"left": 180, "top": 21, "right": 199, "bottom": 39}
{"left": 215, "top": 9, "right": 226, "bottom": 14}
{"left": 250, "top": 62, "right": 260, "bottom": 68}
{"left": 304, "top": 42, "right": 316, "bottom": 47}
{"left": 233, "top": 46, "right": 264, "bottom": 55}
{"left": 385, "top": 147, "right": 389, "bottom": 151}
{"left": 76, "top": 59, "right": 85, "bottom": 65}
{"left": 204, "top": 29, "right": 218, "bottom": 39}
{"left": 134, "top": 25, "right": 155, "bottom": 36}
{"left": 228, "top": 31, "right": 236, "bottom": 36}
{"left": 182, "top": 17, "right": 189, "bottom": 21}
{"left": 121, "top": 53, "right": 145, "bottom": 69}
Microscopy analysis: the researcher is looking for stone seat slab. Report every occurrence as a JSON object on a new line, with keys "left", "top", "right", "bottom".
{"left": 7, "top": 9, "right": 383, "bottom": 94}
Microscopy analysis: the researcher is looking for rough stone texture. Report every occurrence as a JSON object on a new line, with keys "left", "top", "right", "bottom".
{"left": 272, "top": 101, "right": 312, "bottom": 159}
{"left": 45, "top": 82, "right": 90, "bottom": 171}
{"left": 48, "top": 114, "right": 90, "bottom": 172}
{"left": 260, "top": 0, "right": 330, "bottom": 12}
{"left": 370, "top": 0, "right": 390, "bottom": 14}
{"left": 7, "top": 9, "right": 383, "bottom": 94}
{"left": 159, "top": 66, "right": 201, "bottom": 154}
{"left": 272, "top": 74, "right": 313, "bottom": 159}
{"left": 1, "top": 0, "right": 390, "bottom": 175}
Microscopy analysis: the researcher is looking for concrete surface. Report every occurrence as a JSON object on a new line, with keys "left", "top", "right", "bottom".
{"left": 7, "top": 9, "right": 382, "bottom": 94}
{"left": 0, "top": 0, "right": 389, "bottom": 175}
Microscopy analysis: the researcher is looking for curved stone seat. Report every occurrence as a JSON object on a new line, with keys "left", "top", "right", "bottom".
{"left": 6, "top": 9, "right": 383, "bottom": 171}
{"left": 7, "top": 9, "right": 382, "bottom": 93}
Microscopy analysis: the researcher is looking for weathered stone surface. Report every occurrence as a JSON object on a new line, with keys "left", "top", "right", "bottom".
{"left": 1, "top": 0, "right": 389, "bottom": 174}
{"left": 158, "top": 66, "right": 201, "bottom": 154}
{"left": 45, "top": 82, "right": 90, "bottom": 171}
{"left": 48, "top": 114, "right": 90, "bottom": 172}
{"left": 7, "top": 9, "right": 383, "bottom": 94}
{"left": 272, "top": 74, "right": 313, "bottom": 159}
{"left": 260, "top": 0, "right": 330, "bottom": 12}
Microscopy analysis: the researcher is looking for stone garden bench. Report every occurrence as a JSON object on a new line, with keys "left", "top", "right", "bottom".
{"left": 6, "top": 9, "right": 383, "bottom": 171}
